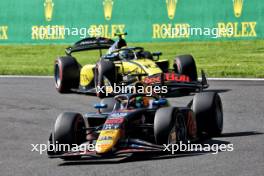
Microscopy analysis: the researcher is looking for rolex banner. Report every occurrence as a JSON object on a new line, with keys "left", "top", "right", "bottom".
{"left": 0, "top": 0, "right": 263, "bottom": 44}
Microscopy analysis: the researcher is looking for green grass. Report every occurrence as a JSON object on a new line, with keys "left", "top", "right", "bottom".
{"left": 0, "top": 40, "right": 264, "bottom": 77}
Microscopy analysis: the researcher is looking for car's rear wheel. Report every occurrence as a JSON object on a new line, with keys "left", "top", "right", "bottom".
{"left": 51, "top": 112, "right": 86, "bottom": 160}
{"left": 54, "top": 56, "right": 80, "bottom": 93}
{"left": 173, "top": 55, "right": 198, "bottom": 82}
{"left": 192, "top": 92, "right": 223, "bottom": 136}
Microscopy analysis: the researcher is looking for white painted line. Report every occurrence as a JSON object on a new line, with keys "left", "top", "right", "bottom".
{"left": 201, "top": 78, "right": 264, "bottom": 81}
{"left": 0, "top": 75, "right": 264, "bottom": 81}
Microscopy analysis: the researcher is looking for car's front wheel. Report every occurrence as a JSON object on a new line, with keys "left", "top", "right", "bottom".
{"left": 50, "top": 112, "right": 86, "bottom": 160}
{"left": 94, "top": 61, "right": 115, "bottom": 98}
{"left": 154, "top": 107, "right": 187, "bottom": 146}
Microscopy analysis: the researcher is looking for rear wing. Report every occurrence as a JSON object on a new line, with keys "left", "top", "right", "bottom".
{"left": 65, "top": 37, "right": 115, "bottom": 55}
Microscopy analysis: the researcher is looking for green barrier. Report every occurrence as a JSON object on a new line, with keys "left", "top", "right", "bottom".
{"left": 0, "top": 0, "right": 262, "bottom": 43}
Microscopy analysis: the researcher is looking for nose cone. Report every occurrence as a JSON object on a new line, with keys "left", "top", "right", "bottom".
{"left": 95, "top": 129, "right": 121, "bottom": 154}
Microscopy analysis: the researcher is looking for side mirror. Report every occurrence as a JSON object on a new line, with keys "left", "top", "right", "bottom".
{"left": 152, "top": 52, "right": 162, "bottom": 56}
{"left": 153, "top": 99, "right": 167, "bottom": 106}
{"left": 94, "top": 103, "right": 107, "bottom": 109}
{"left": 152, "top": 52, "right": 162, "bottom": 61}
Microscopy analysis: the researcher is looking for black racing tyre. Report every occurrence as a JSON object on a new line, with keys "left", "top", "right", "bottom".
{"left": 173, "top": 55, "right": 198, "bottom": 82}
{"left": 54, "top": 56, "right": 80, "bottom": 93}
{"left": 141, "top": 51, "right": 153, "bottom": 60}
{"left": 154, "top": 107, "right": 175, "bottom": 145}
{"left": 100, "top": 98, "right": 116, "bottom": 113}
{"left": 52, "top": 112, "right": 86, "bottom": 156}
{"left": 47, "top": 133, "right": 55, "bottom": 156}
{"left": 94, "top": 61, "right": 116, "bottom": 98}
{"left": 192, "top": 92, "right": 223, "bottom": 136}
{"left": 154, "top": 107, "right": 187, "bottom": 145}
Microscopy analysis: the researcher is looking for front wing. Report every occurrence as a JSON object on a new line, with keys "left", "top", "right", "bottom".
{"left": 48, "top": 138, "right": 164, "bottom": 160}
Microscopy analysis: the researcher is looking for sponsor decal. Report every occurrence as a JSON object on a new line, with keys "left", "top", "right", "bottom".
{"left": 98, "top": 136, "right": 113, "bottom": 140}
{"left": 101, "top": 130, "right": 115, "bottom": 135}
{"left": 44, "top": 0, "right": 54, "bottom": 21}
{"left": 233, "top": 0, "right": 244, "bottom": 18}
{"left": 152, "top": 1, "right": 257, "bottom": 40}
{"left": 84, "top": 1, "right": 126, "bottom": 39}
{"left": 153, "top": 23, "right": 190, "bottom": 39}
{"left": 103, "top": 0, "right": 114, "bottom": 21}
{"left": 0, "top": 26, "right": 8, "bottom": 40}
{"left": 165, "top": 73, "right": 190, "bottom": 82}
{"left": 103, "top": 123, "right": 122, "bottom": 130}
{"left": 96, "top": 140, "right": 112, "bottom": 145}
{"left": 144, "top": 76, "right": 161, "bottom": 84}
{"left": 166, "top": 0, "right": 178, "bottom": 20}
{"left": 218, "top": 22, "right": 257, "bottom": 38}
{"left": 105, "top": 118, "right": 125, "bottom": 124}
{"left": 89, "top": 24, "right": 126, "bottom": 38}
{"left": 31, "top": 25, "right": 65, "bottom": 40}
{"left": 144, "top": 74, "right": 190, "bottom": 84}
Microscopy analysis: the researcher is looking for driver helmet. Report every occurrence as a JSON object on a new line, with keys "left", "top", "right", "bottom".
{"left": 135, "top": 96, "right": 149, "bottom": 108}
{"left": 119, "top": 49, "right": 135, "bottom": 60}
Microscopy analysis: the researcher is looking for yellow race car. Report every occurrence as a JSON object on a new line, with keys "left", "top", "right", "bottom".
{"left": 54, "top": 33, "right": 208, "bottom": 97}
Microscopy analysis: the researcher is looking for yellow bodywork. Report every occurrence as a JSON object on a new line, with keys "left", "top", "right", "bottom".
{"left": 95, "top": 129, "right": 122, "bottom": 154}
{"left": 123, "top": 59, "right": 162, "bottom": 75}
{"left": 79, "top": 58, "right": 164, "bottom": 87}
{"left": 80, "top": 64, "right": 95, "bottom": 87}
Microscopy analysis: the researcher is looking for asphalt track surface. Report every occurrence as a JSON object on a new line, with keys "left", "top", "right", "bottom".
{"left": 0, "top": 78, "right": 263, "bottom": 176}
